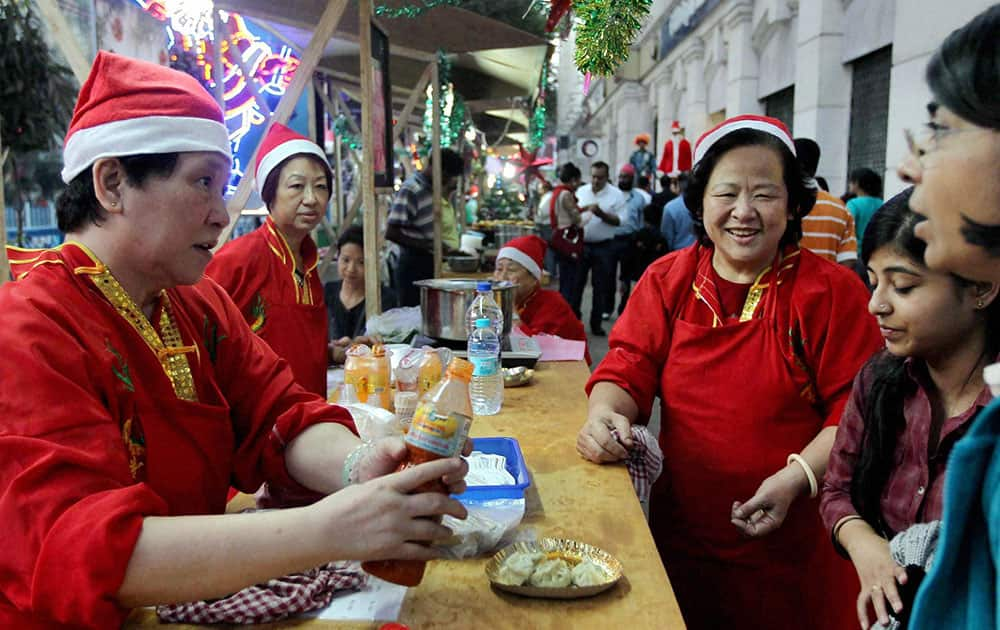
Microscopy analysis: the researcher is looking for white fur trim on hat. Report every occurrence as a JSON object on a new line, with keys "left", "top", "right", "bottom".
{"left": 61, "top": 115, "right": 231, "bottom": 183}
{"left": 497, "top": 245, "right": 542, "bottom": 280}
{"left": 693, "top": 116, "right": 795, "bottom": 165}
{"left": 255, "top": 138, "right": 328, "bottom": 195}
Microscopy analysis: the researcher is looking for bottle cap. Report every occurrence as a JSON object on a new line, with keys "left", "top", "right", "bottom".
{"left": 445, "top": 357, "right": 474, "bottom": 382}
{"left": 476, "top": 281, "right": 492, "bottom": 292}
{"left": 475, "top": 318, "right": 490, "bottom": 328}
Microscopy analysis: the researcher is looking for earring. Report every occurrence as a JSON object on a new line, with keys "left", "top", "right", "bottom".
{"left": 110, "top": 201, "right": 117, "bottom": 207}
{"left": 978, "top": 299, "right": 985, "bottom": 309}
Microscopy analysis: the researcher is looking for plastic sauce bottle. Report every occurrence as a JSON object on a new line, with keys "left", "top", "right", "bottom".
{"left": 361, "top": 357, "right": 474, "bottom": 587}
{"left": 368, "top": 344, "right": 392, "bottom": 411}
{"left": 465, "top": 281, "right": 504, "bottom": 338}
{"left": 468, "top": 318, "right": 503, "bottom": 415}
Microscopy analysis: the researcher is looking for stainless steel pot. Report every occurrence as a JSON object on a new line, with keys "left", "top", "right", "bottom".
{"left": 414, "top": 278, "right": 515, "bottom": 341}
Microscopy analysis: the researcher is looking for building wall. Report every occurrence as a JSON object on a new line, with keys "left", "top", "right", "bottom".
{"left": 557, "top": 0, "right": 996, "bottom": 198}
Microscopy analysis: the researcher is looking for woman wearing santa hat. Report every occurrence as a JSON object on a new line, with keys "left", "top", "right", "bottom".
{"left": 494, "top": 235, "right": 590, "bottom": 364}
{"left": 206, "top": 122, "right": 332, "bottom": 397}
{"left": 577, "top": 114, "right": 882, "bottom": 628}
{"left": 0, "top": 52, "right": 468, "bottom": 628}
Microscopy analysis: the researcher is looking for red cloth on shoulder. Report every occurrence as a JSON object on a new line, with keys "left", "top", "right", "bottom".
{"left": 516, "top": 288, "right": 591, "bottom": 364}
{"left": 0, "top": 243, "right": 355, "bottom": 628}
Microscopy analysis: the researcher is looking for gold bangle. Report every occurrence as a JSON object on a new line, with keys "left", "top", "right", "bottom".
{"left": 787, "top": 453, "right": 818, "bottom": 498}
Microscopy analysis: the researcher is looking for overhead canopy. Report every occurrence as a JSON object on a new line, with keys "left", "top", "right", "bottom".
{"left": 214, "top": 0, "right": 550, "bottom": 144}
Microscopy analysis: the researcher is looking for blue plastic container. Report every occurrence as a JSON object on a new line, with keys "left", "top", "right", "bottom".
{"left": 455, "top": 436, "right": 531, "bottom": 502}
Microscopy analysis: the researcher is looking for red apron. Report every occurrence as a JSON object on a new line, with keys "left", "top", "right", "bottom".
{"left": 259, "top": 300, "right": 328, "bottom": 398}
{"left": 651, "top": 272, "right": 857, "bottom": 629}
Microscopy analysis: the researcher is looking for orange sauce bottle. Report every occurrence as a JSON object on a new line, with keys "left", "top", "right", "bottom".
{"left": 369, "top": 344, "right": 392, "bottom": 411}
{"left": 344, "top": 344, "right": 372, "bottom": 404}
{"left": 361, "top": 357, "right": 474, "bottom": 586}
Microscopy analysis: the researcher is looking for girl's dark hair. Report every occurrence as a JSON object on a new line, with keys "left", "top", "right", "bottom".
{"left": 852, "top": 187, "right": 1000, "bottom": 534}
{"left": 683, "top": 129, "right": 814, "bottom": 248}
{"left": 558, "top": 162, "right": 582, "bottom": 183}
{"left": 260, "top": 153, "right": 333, "bottom": 208}
{"left": 849, "top": 167, "right": 883, "bottom": 198}
{"left": 926, "top": 4, "right": 1000, "bottom": 131}
{"left": 336, "top": 224, "right": 364, "bottom": 252}
{"left": 56, "top": 153, "right": 179, "bottom": 233}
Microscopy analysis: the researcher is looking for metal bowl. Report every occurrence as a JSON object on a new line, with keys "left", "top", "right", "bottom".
{"left": 414, "top": 278, "right": 515, "bottom": 341}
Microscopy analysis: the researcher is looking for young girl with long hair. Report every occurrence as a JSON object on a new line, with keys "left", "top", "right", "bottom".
{"left": 821, "top": 189, "right": 1000, "bottom": 630}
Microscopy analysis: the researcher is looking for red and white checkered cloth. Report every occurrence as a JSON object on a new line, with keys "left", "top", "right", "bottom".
{"left": 610, "top": 425, "right": 663, "bottom": 504}
{"left": 156, "top": 562, "right": 366, "bottom": 624}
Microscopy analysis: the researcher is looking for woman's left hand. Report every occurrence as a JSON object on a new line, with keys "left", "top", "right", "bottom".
{"left": 730, "top": 465, "right": 807, "bottom": 537}
{"left": 354, "top": 437, "right": 472, "bottom": 495}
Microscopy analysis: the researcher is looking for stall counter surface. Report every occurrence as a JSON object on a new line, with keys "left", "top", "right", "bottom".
{"left": 125, "top": 360, "right": 684, "bottom": 629}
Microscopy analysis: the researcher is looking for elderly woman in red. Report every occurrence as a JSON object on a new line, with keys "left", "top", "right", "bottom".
{"left": 493, "top": 235, "right": 590, "bottom": 364}
{"left": 206, "top": 123, "right": 332, "bottom": 396}
{"left": 577, "top": 115, "right": 883, "bottom": 629}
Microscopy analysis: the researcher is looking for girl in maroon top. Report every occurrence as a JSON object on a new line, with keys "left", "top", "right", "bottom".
{"left": 820, "top": 188, "right": 1000, "bottom": 629}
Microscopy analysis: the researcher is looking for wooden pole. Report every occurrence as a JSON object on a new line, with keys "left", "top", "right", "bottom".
{"left": 216, "top": 0, "right": 349, "bottom": 249}
{"left": 431, "top": 59, "right": 443, "bottom": 278}
{"left": 358, "top": 0, "right": 381, "bottom": 319}
{"left": 211, "top": 11, "right": 226, "bottom": 108}
{"left": 0, "top": 128, "right": 9, "bottom": 286}
{"left": 33, "top": 0, "right": 89, "bottom": 83}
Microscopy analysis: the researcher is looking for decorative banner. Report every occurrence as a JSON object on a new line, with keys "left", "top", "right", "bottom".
{"left": 132, "top": 1, "right": 304, "bottom": 193}
{"left": 572, "top": 0, "right": 652, "bottom": 76}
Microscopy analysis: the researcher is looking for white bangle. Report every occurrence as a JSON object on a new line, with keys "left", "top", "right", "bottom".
{"left": 787, "top": 453, "right": 818, "bottom": 498}
{"left": 342, "top": 442, "right": 369, "bottom": 487}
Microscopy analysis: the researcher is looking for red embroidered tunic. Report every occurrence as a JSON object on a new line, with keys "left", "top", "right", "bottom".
{"left": 0, "top": 243, "right": 355, "bottom": 628}
{"left": 206, "top": 217, "right": 328, "bottom": 397}
{"left": 588, "top": 244, "right": 882, "bottom": 629}
{"left": 516, "top": 288, "right": 591, "bottom": 364}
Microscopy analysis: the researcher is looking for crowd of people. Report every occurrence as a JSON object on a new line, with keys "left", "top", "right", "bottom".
{"left": 0, "top": 3, "right": 997, "bottom": 629}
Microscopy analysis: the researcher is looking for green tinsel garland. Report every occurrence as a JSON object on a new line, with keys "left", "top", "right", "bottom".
{"left": 527, "top": 64, "right": 548, "bottom": 151}
{"left": 420, "top": 50, "right": 469, "bottom": 153}
{"left": 375, "top": 0, "right": 461, "bottom": 19}
{"left": 572, "top": 0, "right": 652, "bottom": 76}
{"left": 332, "top": 114, "right": 362, "bottom": 151}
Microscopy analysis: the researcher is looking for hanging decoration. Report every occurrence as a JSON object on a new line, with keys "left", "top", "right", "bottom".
{"left": 509, "top": 143, "right": 553, "bottom": 188}
{"left": 332, "top": 114, "right": 362, "bottom": 151}
{"left": 375, "top": 0, "right": 461, "bottom": 19}
{"left": 571, "top": 0, "right": 652, "bottom": 76}
{"left": 421, "top": 51, "right": 468, "bottom": 155}
{"left": 545, "top": 0, "right": 573, "bottom": 32}
{"left": 527, "top": 63, "right": 549, "bottom": 152}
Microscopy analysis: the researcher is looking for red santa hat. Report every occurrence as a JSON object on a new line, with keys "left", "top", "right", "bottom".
{"left": 693, "top": 114, "right": 795, "bottom": 166}
{"left": 497, "top": 235, "right": 546, "bottom": 280}
{"left": 619, "top": 163, "right": 636, "bottom": 176}
{"left": 61, "top": 51, "right": 231, "bottom": 184}
{"left": 671, "top": 120, "right": 682, "bottom": 133}
{"left": 254, "top": 122, "right": 330, "bottom": 195}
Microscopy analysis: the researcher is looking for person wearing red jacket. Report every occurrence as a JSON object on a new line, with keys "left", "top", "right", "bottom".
{"left": 207, "top": 123, "right": 330, "bottom": 396}
{"left": 493, "top": 235, "right": 591, "bottom": 364}
{"left": 0, "top": 52, "right": 468, "bottom": 629}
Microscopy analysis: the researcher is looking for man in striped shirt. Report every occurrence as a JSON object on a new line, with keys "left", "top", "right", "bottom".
{"left": 794, "top": 138, "right": 858, "bottom": 268}
{"left": 387, "top": 148, "right": 465, "bottom": 306}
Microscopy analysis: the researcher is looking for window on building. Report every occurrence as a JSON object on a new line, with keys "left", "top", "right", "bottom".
{"left": 847, "top": 46, "right": 892, "bottom": 182}
{"left": 761, "top": 86, "right": 795, "bottom": 135}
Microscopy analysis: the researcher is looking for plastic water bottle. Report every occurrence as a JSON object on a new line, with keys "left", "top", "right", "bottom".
{"left": 468, "top": 318, "right": 503, "bottom": 415}
{"left": 466, "top": 281, "right": 504, "bottom": 338}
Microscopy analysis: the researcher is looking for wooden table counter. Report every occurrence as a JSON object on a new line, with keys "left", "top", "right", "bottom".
{"left": 127, "top": 361, "right": 684, "bottom": 630}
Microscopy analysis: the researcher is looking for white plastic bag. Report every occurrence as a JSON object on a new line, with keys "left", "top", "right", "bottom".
{"left": 365, "top": 306, "right": 421, "bottom": 343}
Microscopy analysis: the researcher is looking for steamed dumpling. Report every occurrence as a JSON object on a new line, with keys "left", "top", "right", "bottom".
{"left": 571, "top": 560, "right": 607, "bottom": 587}
{"left": 529, "top": 558, "right": 573, "bottom": 588}
{"left": 496, "top": 551, "right": 544, "bottom": 586}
